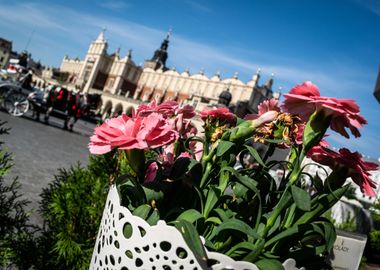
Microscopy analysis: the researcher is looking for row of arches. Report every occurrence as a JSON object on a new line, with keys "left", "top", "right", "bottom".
{"left": 100, "top": 99, "right": 135, "bottom": 120}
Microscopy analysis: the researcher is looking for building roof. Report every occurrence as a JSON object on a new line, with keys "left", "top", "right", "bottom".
{"left": 0, "top": 37, "right": 12, "bottom": 50}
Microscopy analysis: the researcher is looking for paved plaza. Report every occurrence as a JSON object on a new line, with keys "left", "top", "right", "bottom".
{"left": 0, "top": 110, "right": 96, "bottom": 225}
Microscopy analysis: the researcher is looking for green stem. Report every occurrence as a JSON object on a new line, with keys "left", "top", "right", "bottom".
{"left": 262, "top": 148, "right": 306, "bottom": 238}
{"left": 200, "top": 162, "right": 212, "bottom": 189}
{"left": 262, "top": 143, "right": 275, "bottom": 163}
{"left": 283, "top": 203, "right": 296, "bottom": 229}
{"left": 263, "top": 186, "right": 292, "bottom": 238}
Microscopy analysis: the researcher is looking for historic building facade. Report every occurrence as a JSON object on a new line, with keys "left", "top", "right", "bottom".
{"left": 0, "top": 37, "right": 12, "bottom": 69}
{"left": 59, "top": 30, "right": 276, "bottom": 118}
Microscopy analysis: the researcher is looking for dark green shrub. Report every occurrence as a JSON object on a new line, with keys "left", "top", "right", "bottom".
{"left": 34, "top": 152, "right": 117, "bottom": 270}
{"left": 0, "top": 121, "right": 36, "bottom": 269}
{"left": 369, "top": 230, "right": 380, "bottom": 253}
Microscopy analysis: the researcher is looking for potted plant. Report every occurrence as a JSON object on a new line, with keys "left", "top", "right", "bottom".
{"left": 88, "top": 81, "right": 378, "bottom": 269}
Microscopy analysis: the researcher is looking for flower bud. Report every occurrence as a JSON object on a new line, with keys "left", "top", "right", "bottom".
{"left": 226, "top": 111, "right": 278, "bottom": 142}
{"left": 303, "top": 109, "right": 332, "bottom": 154}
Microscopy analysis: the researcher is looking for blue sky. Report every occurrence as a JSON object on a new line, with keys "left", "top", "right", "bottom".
{"left": 0, "top": 0, "right": 379, "bottom": 159}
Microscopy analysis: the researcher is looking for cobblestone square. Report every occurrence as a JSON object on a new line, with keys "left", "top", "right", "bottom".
{"left": 1, "top": 110, "right": 96, "bottom": 225}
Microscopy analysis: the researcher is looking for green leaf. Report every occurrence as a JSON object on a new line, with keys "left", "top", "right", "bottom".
{"left": 221, "top": 167, "right": 258, "bottom": 194}
{"left": 245, "top": 145, "right": 266, "bottom": 167}
{"left": 174, "top": 219, "right": 208, "bottom": 263}
{"left": 118, "top": 182, "right": 146, "bottom": 207}
{"left": 177, "top": 209, "right": 203, "bottom": 224}
{"left": 291, "top": 185, "right": 311, "bottom": 211}
{"left": 264, "top": 138, "right": 289, "bottom": 144}
{"left": 232, "top": 182, "right": 249, "bottom": 199}
{"left": 146, "top": 208, "right": 160, "bottom": 225}
{"left": 187, "top": 159, "right": 203, "bottom": 186}
{"left": 132, "top": 204, "right": 152, "bottom": 220}
{"left": 242, "top": 238, "right": 265, "bottom": 262}
{"left": 314, "top": 173, "right": 324, "bottom": 192}
{"left": 218, "top": 161, "right": 230, "bottom": 192}
{"left": 142, "top": 186, "right": 164, "bottom": 203}
{"left": 209, "top": 219, "right": 261, "bottom": 241}
{"left": 214, "top": 208, "right": 235, "bottom": 222}
{"left": 170, "top": 157, "right": 191, "bottom": 180}
{"left": 294, "top": 185, "right": 349, "bottom": 225}
{"left": 225, "top": 241, "right": 257, "bottom": 257}
{"left": 216, "top": 141, "right": 235, "bottom": 157}
{"left": 322, "top": 221, "right": 336, "bottom": 252}
{"left": 255, "top": 259, "right": 284, "bottom": 270}
{"left": 205, "top": 216, "right": 222, "bottom": 225}
{"left": 204, "top": 186, "right": 222, "bottom": 218}
{"left": 264, "top": 223, "right": 312, "bottom": 248}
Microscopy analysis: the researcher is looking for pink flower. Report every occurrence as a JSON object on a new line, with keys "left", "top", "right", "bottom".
{"left": 160, "top": 143, "right": 196, "bottom": 169}
{"left": 249, "top": 111, "right": 279, "bottom": 128}
{"left": 156, "top": 100, "right": 179, "bottom": 117}
{"left": 244, "top": 98, "right": 281, "bottom": 121}
{"left": 200, "top": 107, "right": 236, "bottom": 125}
{"left": 178, "top": 104, "right": 196, "bottom": 119}
{"left": 161, "top": 143, "right": 175, "bottom": 167}
{"left": 257, "top": 98, "right": 281, "bottom": 115}
{"left": 136, "top": 100, "right": 179, "bottom": 118}
{"left": 144, "top": 162, "right": 158, "bottom": 184}
{"left": 89, "top": 115, "right": 132, "bottom": 154}
{"left": 89, "top": 113, "right": 178, "bottom": 154}
{"left": 308, "top": 146, "right": 378, "bottom": 196}
{"left": 173, "top": 114, "right": 198, "bottom": 138}
{"left": 135, "top": 101, "right": 158, "bottom": 117}
{"left": 189, "top": 141, "right": 203, "bottom": 161}
{"left": 136, "top": 100, "right": 195, "bottom": 119}
{"left": 178, "top": 152, "right": 192, "bottom": 159}
{"left": 282, "top": 81, "right": 367, "bottom": 138}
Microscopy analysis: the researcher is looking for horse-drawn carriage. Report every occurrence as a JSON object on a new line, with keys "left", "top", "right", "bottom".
{"left": 28, "top": 86, "right": 101, "bottom": 131}
{"left": 0, "top": 69, "right": 33, "bottom": 116}
{"left": 0, "top": 74, "right": 101, "bottom": 131}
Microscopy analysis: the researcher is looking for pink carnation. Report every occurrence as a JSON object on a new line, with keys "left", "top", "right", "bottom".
{"left": 178, "top": 104, "right": 196, "bottom": 119}
{"left": 136, "top": 100, "right": 195, "bottom": 119}
{"left": 189, "top": 141, "right": 203, "bottom": 161}
{"left": 173, "top": 114, "right": 198, "bottom": 139}
{"left": 89, "top": 113, "right": 178, "bottom": 154}
{"left": 200, "top": 107, "right": 236, "bottom": 124}
{"left": 308, "top": 146, "right": 378, "bottom": 196}
{"left": 258, "top": 98, "right": 281, "bottom": 115}
{"left": 282, "top": 81, "right": 367, "bottom": 138}
{"left": 144, "top": 162, "right": 158, "bottom": 184}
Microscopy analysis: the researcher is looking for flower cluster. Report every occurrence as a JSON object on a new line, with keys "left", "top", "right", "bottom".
{"left": 89, "top": 81, "right": 378, "bottom": 269}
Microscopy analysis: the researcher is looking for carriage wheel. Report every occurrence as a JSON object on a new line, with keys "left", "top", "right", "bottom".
{"left": 3, "top": 92, "right": 29, "bottom": 117}
{"left": 0, "top": 85, "right": 11, "bottom": 102}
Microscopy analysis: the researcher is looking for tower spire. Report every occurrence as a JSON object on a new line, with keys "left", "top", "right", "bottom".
{"left": 251, "top": 68, "right": 261, "bottom": 87}
{"left": 166, "top": 27, "right": 172, "bottom": 40}
{"left": 265, "top": 73, "right": 274, "bottom": 89}
{"left": 96, "top": 27, "right": 106, "bottom": 42}
{"left": 144, "top": 29, "right": 172, "bottom": 70}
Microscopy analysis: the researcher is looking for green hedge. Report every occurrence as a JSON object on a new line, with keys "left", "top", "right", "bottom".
{"left": 34, "top": 152, "right": 118, "bottom": 269}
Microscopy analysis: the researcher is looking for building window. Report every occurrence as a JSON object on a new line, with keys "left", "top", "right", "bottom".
{"left": 108, "top": 78, "right": 115, "bottom": 88}
{"left": 0, "top": 56, "right": 3, "bottom": 62}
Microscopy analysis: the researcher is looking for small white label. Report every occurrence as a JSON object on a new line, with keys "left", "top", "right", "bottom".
{"left": 330, "top": 230, "right": 367, "bottom": 270}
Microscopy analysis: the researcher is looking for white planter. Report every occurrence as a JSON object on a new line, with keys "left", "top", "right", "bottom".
{"left": 90, "top": 185, "right": 304, "bottom": 270}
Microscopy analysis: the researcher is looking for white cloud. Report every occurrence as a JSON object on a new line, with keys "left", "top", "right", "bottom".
{"left": 0, "top": 3, "right": 376, "bottom": 94}
{"left": 1, "top": 2, "right": 379, "bottom": 156}
{"left": 184, "top": 0, "right": 211, "bottom": 13}
{"left": 0, "top": 3, "right": 69, "bottom": 31}
{"left": 99, "top": 0, "right": 129, "bottom": 11}
{"left": 353, "top": 0, "right": 380, "bottom": 16}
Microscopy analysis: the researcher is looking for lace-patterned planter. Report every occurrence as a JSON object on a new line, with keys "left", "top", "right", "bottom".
{"left": 90, "top": 185, "right": 304, "bottom": 270}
